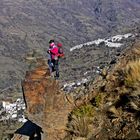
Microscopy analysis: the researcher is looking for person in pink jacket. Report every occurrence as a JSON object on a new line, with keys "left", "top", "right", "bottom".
{"left": 48, "top": 40, "right": 59, "bottom": 79}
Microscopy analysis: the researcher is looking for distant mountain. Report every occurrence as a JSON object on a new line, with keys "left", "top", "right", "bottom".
{"left": 0, "top": 0, "right": 140, "bottom": 92}
{"left": 0, "top": 0, "right": 140, "bottom": 47}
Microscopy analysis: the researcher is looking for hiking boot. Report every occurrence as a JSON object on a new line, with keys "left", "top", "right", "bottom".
{"left": 54, "top": 76, "right": 59, "bottom": 80}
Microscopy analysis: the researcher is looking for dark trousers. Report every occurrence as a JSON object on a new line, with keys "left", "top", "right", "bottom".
{"left": 51, "top": 59, "right": 59, "bottom": 78}
{"left": 48, "top": 59, "right": 53, "bottom": 73}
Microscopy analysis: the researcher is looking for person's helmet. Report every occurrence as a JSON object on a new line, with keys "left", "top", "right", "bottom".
{"left": 57, "top": 43, "right": 62, "bottom": 47}
{"left": 49, "top": 39, "right": 55, "bottom": 44}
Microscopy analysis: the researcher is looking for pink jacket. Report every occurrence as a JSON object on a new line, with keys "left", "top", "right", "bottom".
{"left": 49, "top": 43, "right": 59, "bottom": 60}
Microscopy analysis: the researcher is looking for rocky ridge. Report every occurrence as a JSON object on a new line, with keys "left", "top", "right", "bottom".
{"left": 10, "top": 40, "right": 140, "bottom": 140}
{"left": 0, "top": 33, "right": 138, "bottom": 140}
{"left": 12, "top": 58, "right": 74, "bottom": 140}
{"left": 64, "top": 41, "right": 140, "bottom": 139}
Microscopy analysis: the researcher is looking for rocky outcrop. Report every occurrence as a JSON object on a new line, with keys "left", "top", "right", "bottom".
{"left": 11, "top": 41, "right": 140, "bottom": 140}
{"left": 13, "top": 58, "right": 74, "bottom": 140}
{"left": 65, "top": 41, "right": 140, "bottom": 140}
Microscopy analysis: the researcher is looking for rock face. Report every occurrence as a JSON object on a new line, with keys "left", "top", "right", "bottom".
{"left": 64, "top": 41, "right": 140, "bottom": 140}
{"left": 20, "top": 58, "right": 74, "bottom": 140}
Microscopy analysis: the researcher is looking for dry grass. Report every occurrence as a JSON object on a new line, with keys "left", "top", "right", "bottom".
{"left": 67, "top": 115, "right": 89, "bottom": 137}
{"left": 124, "top": 59, "right": 140, "bottom": 88}
{"left": 65, "top": 42, "right": 140, "bottom": 140}
{"left": 66, "top": 104, "right": 95, "bottom": 138}
{"left": 132, "top": 43, "right": 140, "bottom": 56}
{"left": 129, "top": 89, "right": 140, "bottom": 113}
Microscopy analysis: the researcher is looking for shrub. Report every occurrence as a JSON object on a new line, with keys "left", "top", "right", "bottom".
{"left": 124, "top": 59, "right": 140, "bottom": 88}
{"left": 67, "top": 116, "right": 89, "bottom": 137}
{"left": 66, "top": 104, "right": 94, "bottom": 138}
{"left": 72, "top": 104, "right": 94, "bottom": 118}
{"left": 95, "top": 94, "right": 103, "bottom": 107}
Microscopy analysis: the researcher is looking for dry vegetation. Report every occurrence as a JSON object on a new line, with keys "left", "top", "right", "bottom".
{"left": 124, "top": 59, "right": 140, "bottom": 88}
{"left": 65, "top": 41, "right": 140, "bottom": 140}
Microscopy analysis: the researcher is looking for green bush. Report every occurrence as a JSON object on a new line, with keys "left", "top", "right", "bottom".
{"left": 72, "top": 104, "right": 94, "bottom": 118}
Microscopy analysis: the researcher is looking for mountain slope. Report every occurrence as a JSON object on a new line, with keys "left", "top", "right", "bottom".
{"left": 1, "top": 0, "right": 140, "bottom": 46}
{"left": 0, "top": 0, "right": 140, "bottom": 92}
{"left": 65, "top": 41, "right": 140, "bottom": 140}
{"left": 10, "top": 40, "right": 140, "bottom": 140}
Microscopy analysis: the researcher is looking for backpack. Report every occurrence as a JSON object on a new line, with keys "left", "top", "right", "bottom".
{"left": 57, "top": 43, "right": 64, "bottom": 58}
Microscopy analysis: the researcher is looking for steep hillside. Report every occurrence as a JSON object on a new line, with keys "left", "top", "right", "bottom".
{"left": 8, "top": 41, "right": 140, "bottom": 140}
{"left": 1, "top": 0, "right": 140, "bottom": 46}
{"left": 60, "top": 33, "right": 137, "bottom": 85}
{"left": 65, "top": 41, "right": 140, "bottom": 139}
{"left": 0, "top": 0, "right": 140, "bottom": 92}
